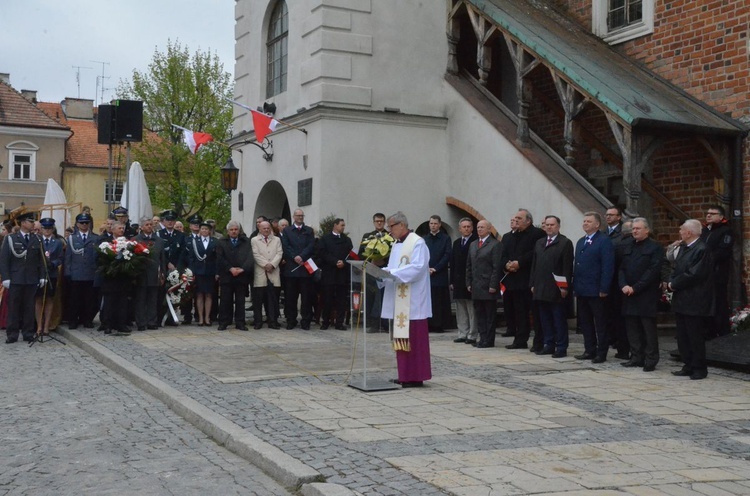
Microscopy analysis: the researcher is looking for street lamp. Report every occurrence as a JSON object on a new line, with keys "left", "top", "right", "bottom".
{"left": 220, "top": 156, "right": 239, "bottom": 193}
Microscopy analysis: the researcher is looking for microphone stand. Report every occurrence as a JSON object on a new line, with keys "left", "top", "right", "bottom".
{"left": 29, "top": 232, "right": 65, "bottom": 347}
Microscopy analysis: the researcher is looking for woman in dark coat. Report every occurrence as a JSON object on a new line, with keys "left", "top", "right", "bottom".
{"left": 188, "top": 222, "right": 218, "bottom": 326}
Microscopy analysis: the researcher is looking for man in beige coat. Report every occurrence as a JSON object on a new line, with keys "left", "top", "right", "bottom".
{"left": 251, "top": 221, "right": 283, "bottom": 329}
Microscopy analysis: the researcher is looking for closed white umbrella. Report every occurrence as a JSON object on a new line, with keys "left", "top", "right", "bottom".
{"left": 42, "top": 178, "right": 70, "bottom": 229}
{"left": 120, "top": 161, "right": 153, "bottom": 223}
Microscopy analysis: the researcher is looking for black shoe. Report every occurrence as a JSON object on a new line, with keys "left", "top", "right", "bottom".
{"left": 5, "top": 338, "right": 18, "bottom": 344}
{"left": 453, "top": 337, "right": 467, "bottom": 343}
{"left": 401, "top": 381, "right": 424, "bottom": 388}
{"left": 614, "top": 352, "right": 630, "bottom": 360}
{"left": 335, "top": 324, "right": 347, "bottom": 331}
{"left": 621, "top": 361, "right": 644, "bottom": 368}
{"left": 476, "top": 343, "right": 493, "bottom": 348}
{"left": 552, "top": 351, "right": 567, "bottom": 358}
{"left": 574, "top": 353, "right": 595, "bottom": 360}
{"left": 500, "top": 332, "right": 515, "bottom": 337}
{"left": 164, "top": 321, "right": 179, "bottom": 327}
{"left": 236, "top": 325, "right": 248, "bottom": 331}
{"left": 592, "top": 356, "right": 607, "bottom": 364}
{"left": 505, "top": 343, "right": 527, "bottom": 349}
{"left": 23, "top": 336, "right": 34, "bottom": 342}
{"left": 301, "top": 324, "right": 310, "bottom": 330}
{"left": 286, "top": 321, "right": 297, "bottom": 330}
{"left": 320, "top": 324, "right": 329, "bottom": 330}
{"left": 68, "top": 324, "right": 78, "bottom": 330}
{"left": 536, "top": 347, "right": 553, "bottom": 355}
{"left": 83, "top": 322, "right": 94, "bottom": 329}
{"left": 269, "top": 322, "right": 280, "bottom": 330}
{"left": 529, "top": 346, "right": 540, "bottom": 353}
{"left": 672, "top": 369, "right": 692, "bottom": 376}
{"left": 182, "top": 320, "right": 192, "bottom": 325}
{"left": 147, "top": 325, "right": 159, "bottom": 330}
{"left": 116, "top": 329, "right": 131, "bottom": 336}
{"left": 254, "top": 323, "right": 263, "bottom": 330}
{"left": 217, "top": 325, "right": 227, "bottom": 331}
{"left": 137, "top": 326, "right": 146, "bottom": 331}
{"left": 465, "top": 339, "right": 477, "bottom": 345}
{"left": 690, "top": 371, "right": 708, "bottom": 380}
{"left": 643, "top": 365, "right": 656, "bottom": 372}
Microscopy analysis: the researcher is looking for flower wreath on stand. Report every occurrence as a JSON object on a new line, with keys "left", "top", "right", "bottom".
{"left": 97, "top": 237, "right": 151, "bottom": 280}
{"left": 165, "top": 268, "right": 194, "bottom": 323}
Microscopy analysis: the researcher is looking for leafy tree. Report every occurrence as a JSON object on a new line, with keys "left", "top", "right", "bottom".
{"left": 117, "top": 40, "right": 233, "bottom": 228}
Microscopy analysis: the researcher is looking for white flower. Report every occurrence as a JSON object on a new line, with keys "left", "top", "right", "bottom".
{"left": 99, "top": 242, "right": 112, "bottom": 252}
{"left": 122, "top": 251, "right": 132, "bottom": 260}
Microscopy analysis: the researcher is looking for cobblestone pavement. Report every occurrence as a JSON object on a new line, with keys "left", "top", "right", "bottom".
{"left": 15, "top": 322, "right": 750, "bottom": 496}
{"left": 0, "top": 339, "right": 291, "bottom": 496}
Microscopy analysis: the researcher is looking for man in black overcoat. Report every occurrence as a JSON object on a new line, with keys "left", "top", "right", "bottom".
{"left": 317, "top": 218, "right": 353, "bottom": 330}
{"left": 216, "top": 220, "right": 253, "bottom": 331}
{"left": 281, "top": 209, "right": 316, "bottom": 330}
{"left": 424, "top": 215, "right": 451, "bottom": 333}
{"left": 700, "top": 205, "right": 733, "bottom": 338}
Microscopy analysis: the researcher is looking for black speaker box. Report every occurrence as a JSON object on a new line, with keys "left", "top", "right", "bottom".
{"left": 113, "top": 100, "right": 143, "bottom": 142}
{"left": 97, "top": 104, "right": 115, "bottom": 144}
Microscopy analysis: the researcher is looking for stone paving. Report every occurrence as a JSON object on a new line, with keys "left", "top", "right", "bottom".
{"left": 13, "top": 322, "right": 750, "bottom": 496}
{"left": 0, "top": 339, "right": 291, "bottom": 496}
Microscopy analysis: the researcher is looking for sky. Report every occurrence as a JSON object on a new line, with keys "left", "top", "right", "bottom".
{"left": 1, "top": 0, "right": 235, "bottom": 105}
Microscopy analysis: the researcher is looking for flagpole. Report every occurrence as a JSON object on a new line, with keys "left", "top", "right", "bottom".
{"left": 225, "top": 97, "right": 307, "bottom": 135}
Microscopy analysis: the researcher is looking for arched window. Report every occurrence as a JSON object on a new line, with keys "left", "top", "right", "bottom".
{"left": 266, "top": 1, "right": 288, "bottom": 98}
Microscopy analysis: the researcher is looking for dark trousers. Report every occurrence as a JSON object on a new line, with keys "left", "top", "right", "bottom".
{"left": 6, "top": 283, "right": 37, "bottom": 341}
{"left": 537, "top": 300, "right": 568, "bottom": 351}
{"left": 322, "top": 283, "right": 348, "bottom": 326}
{"left": 709, "top": 282, "right": 730, "bottom": 338}
{"left": 180, "top": 296, "right": 196, "bottom": 324}
{"left": 506, "top": 289, "right": 532, "bottom": 346}
{"left": 577, "top": 296, "right": 608, "bottom": 358}
{"left": 626, "top": 316, "right": 658, "bottom": 366}
{"left": 252, "top": 282, "right": 279, "bottom": 325}
{"left": 502, "top": 291, "right": 517, "bottom": 336}
{"left": 69, "top": 279, "right": 96, "bottom": 326}
{"left": 101, "top": 280, "right": 131, "bottom": 331}
{"left": 219, "top": 281, "right": 247, "bottom": 326}
{"left": 473, "top": 299, "right": 497, "bottom": 346}
{"left": 675, "top": 313, "right": 708, "bottom": 374}
{"left": 531, "top": 300, "right": 544, "bottom": 350}
{"left": 135, "top": 285, "right": 159, "bottom": 327}
{"left": 606, "top": 291, "right": 628, "bottom": 355}
{"left": 428, "top": 285, "right": 451, "bottom": 331}
{"left": 284, "top": 277, "right": 313, "bottom": 326}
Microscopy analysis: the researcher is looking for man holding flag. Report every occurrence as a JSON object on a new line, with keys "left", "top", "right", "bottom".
{"left": 281, "top": 209, "right": 316, "bottom": 330}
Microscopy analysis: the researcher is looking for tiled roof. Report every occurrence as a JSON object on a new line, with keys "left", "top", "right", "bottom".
{"left": 0, "top": 81, "right": 69, "bottom": 131}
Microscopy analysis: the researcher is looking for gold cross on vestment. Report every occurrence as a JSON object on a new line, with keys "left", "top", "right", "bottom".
{"left": 396, "top": 312, "right": 408, "bottom": 328}
{"left": 397, "top": 283, "right": 408, "bottom": 298}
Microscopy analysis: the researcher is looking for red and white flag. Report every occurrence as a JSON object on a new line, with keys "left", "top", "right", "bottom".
{"left": 251, "top": 109, "right": 279, "bottom": 143}
{"left": 346, "top": 250, "right": 360, "bottom": 260}
{"left": 174, "top": 125, "right": 213, "bottom": 154}
{"left": 553, "top": 273, "right": 568, "bottom": 289}
{"left": 499, "top": 282, "right": 506, "bottom": 295}
{"left": 303, "top": 258, "right": 319, "bottom": 274}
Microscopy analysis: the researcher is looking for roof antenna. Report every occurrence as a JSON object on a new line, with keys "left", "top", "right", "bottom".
{"left": 72, "top": 65, "right": 92, "bottom": 98}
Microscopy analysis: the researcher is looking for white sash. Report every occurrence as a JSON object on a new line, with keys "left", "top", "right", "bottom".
{"left": 392, "top": 232, "right": 419, "bottom": 351}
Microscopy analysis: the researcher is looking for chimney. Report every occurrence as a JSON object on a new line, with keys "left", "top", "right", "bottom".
{"left": 21, "top": 89, "right": 38, "bottom": 103}
{"left": 0, "top": 73, "right": 9, "bottom": 84}
{"left": 63, "top": 97, "right": 95, "bottom": 120}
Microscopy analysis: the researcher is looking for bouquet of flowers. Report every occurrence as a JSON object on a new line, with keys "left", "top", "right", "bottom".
{"left": 166, "top": 268, "right": 194, "bottom": 305}
{"left": 359, "top": 231, "right": 395, "bottom": 263}
{"left": 97, "top": 237, "right": 150, "bottom": 279}
{"left": 729, "top": 306, "right": 750, "bottom": 334}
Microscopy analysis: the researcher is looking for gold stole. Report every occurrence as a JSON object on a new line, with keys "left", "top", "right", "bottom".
{"left": 392, "top": 232, "right": 419, "bottom": 352}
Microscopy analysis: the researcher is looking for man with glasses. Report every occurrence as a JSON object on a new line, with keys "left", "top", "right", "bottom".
{"left": 281, "top": 209, "right": 316, "bottom": 330}
{"left": 358, "top": 212, "right": 390, "bottom": 332}
{"left": 1, "top": 212, "right": 45, "bottom": 343}
{"left": 701, "top": 205, "right": 733, "bottom": 338}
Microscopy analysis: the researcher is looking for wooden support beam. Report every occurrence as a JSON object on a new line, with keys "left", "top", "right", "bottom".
{"left": 552, "top": 73, "right": 589, "bottom": 165}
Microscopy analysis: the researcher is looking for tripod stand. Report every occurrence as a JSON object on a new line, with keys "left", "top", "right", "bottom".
{"left": 28, "top": 329, "right": 66, "bottom": 347}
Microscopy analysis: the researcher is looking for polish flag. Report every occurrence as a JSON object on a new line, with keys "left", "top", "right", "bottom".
{"left": 346, "top": 250, "right": 360, "bottom": 260}
{"left": 303, "top": 258, "right": 319, "bottom": 274}
{"left": 499, "top": 282, "right": 506, "bottom": 295}
{"left": 182, "top": 129, "right": 214, "bottom": 154}
{"left": 251, "top": 109, "right": 279, "bottom": 143}
{"left": 553, "top": 273, "right": 568, "bottom": 289}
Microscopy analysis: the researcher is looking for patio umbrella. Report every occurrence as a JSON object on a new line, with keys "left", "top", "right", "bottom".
{"left": 42, "top": 178, "right": 70, "bottom": 230}
{"left": 120, "top": 161, "right": 153, "bottom": 224}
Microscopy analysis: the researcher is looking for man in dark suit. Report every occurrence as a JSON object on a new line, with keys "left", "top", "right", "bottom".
{"left": 1, "top": 212, "right": 45, "bottom": 343}
{"left": 358, "top": 212, "right": 389, "bottom": 332}
{"left": 424, "top": 215, "right": 451, "bottom": 333}
{"left": 530, "top": 215, "right": 574, "bottom": 357}
{"left": 603, "top": 207, "right": 623, "bottom": 241}
{"left": 669, "top": 219, "right": 713, "bottom": 380}
{"left": 500, "top": 209, "right": 546, "bottom": 350}
{"left": 466, "top": 219, "right": 502, "bottom": 348}
{"left": 604, "top": 206, "right": 628, "bottom": 358}
{"left": 64, "top": 213, "right": 100, "bottom": 330}
{"left": 216, "top": 220, "right": 253, "bottom": 331}
{"left": 317, "top": 218, "right": 353, "bottom": 330}
{"left": 134, "top": 217, "right": 166, "bottom": 331}
{"left": 450, "top": 217, "right": 477, "bottom": 344}
{"left": 701, "top": 205, "right": 733, "bottom": 338}
{"left": 157, "top": 210, "right": 185, "bottom": 326}
{"left": 35, "top": 217, "right": 64, "bottom": 335}
{"left": 572, "top": 212, "right": 615, "bottom": 363}
{"left": 281, "top": 209, "right": 316, "bottom": 330}
{"left": 619, "top": 217, "right": 665, "bottom": 372}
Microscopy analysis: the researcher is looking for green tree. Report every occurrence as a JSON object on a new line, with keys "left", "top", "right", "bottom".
{"left": 117, "top": 40, "right": 233, "bottom": 227}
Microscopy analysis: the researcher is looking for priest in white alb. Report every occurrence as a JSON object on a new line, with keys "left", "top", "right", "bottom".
{"left": 379, "top": 211, "right": 432, "bottom": 387}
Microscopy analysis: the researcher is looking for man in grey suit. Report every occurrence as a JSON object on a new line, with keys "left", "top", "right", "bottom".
{"left": 466, "top": 220, "right": 503, "bottom": 348}
{"left": 134, "top": 218, "right": 166, "bottom": 331}
{"left": 0, "top": 212, "right": 45, "bottom": 343}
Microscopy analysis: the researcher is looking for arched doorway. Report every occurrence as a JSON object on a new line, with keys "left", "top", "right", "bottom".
{"left": 254, "top": 180, "right": 290, "bottom": 222}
